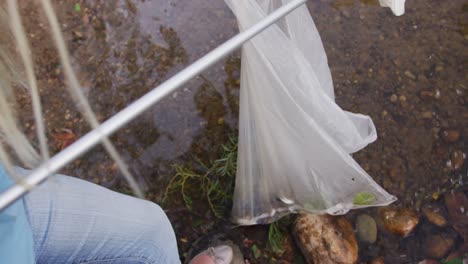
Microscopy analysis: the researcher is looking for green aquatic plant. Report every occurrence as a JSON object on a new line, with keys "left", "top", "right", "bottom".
{"left": 267, "top": 216, "right": 295, "bottom": 256}
{"left": 163, "top": 165, "right": 202, "bottom": 211}
{"left": 163, "top": 135, "right": 237, "bottom": 218}
{"left": 268, "top": 221, "right": 285, "bottom": 254}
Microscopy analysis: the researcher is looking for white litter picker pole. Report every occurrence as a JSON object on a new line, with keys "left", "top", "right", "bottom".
{"left": 0, "top": 0, "right": 308, "bottom": 211}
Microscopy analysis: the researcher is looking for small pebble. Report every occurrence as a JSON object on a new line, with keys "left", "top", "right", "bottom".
{"left": 420, "top": 90, "right": 434, "bottom": 99}
{"left": 450, "top": 151, "right": 465, "bottom": 170}
{"left": 390, "top": 94, "right": 398, "bottom": 103}
{"left": 73, "top": 31, "right": 83, "bottom": 38}
{"left": 442, "top": 130, "right": 460, "bottom": 143}
{"left": 404, "top": 70, "right": 416, "bottom": 80}
{"left": 422, "top": 206, "right": 447, "bottom": 227}
{"left": 421, "top": 111, "right": 433, "bottom": 119}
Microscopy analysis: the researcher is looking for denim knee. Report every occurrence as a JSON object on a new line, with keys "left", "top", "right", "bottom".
{"left": 137, "top": 201, "right": 180, "bottom": 263}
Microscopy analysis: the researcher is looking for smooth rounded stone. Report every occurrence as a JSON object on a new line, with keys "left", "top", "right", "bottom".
{"left": 442, "top": 130, "right": 461, "bottom": 143}
{"left": 423, "top": 234, "right": 455, "bottom": 259}
{"left": 435, "top": 65, "right": 444, "bottom": 72}
{"left": 356, "top": 214, "right": 378, "bottom": 243}
{"left": 369, "top": 256, "right": 384, "bottom": 264}
{"left": 293, "top": 214, "right": 358, "bottom": 264}
{"left": 422, "top": 206, "right": 447, "bottom": 227}
{"left": 378, "top": 208, "right": 419, "bottom": 237}
{"left": 404, "top": 70, "right": 416, "bottom": 80}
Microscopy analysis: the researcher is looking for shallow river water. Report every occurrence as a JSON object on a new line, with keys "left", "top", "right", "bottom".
{"left": 11, "top": 0, "right": 468, "bottom": 262}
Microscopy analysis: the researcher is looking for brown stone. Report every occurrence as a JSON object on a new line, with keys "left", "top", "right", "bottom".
{"left": 389, "top": 164, "right": 400, "bottom": 179}
{"left": 293, "top": 214, "right": 358, "bottom": 264}
{"left": 422, "top": 206, "right": 447, "bottom": 227}
{"left": 404, "top": 70, "right": 416, "bottom": 80}
{"left": 442, "top": 130, "right": 461, "bottom": 143}
{"left": 421, "top": 111, "right": 433, "bottom": 119}
{"left": 420, "top": 91, "right": 434, "bottom": 100}
{"left": 450, "top": 151, "right": 466, "bottom": 171}
{"left": 423, "top": 234, "right": 455, "bottom": 259}
{"left": 445, "top": 191, "right": 468, "bottom": 240}
{"left": 369, "top": 256, "right": 384, "bottom": 264}
{"left": 378, "top": 208, "right": 419, "bottom": 237}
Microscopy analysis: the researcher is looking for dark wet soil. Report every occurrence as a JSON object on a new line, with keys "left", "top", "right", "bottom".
{"left": 8, "top": 0, "right": 467, "bottom": 263}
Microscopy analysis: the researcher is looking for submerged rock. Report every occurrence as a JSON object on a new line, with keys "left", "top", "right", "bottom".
{"left": 356, "top": 214, "right": 378, "bottom": 243}
{"left": 445, "top": 242, "right": 468, "bottom": 262}
{"left": 445, "top": 191, "right": 468, "bottom": 240}
{"left": 422, "top": 205, "right": 447, "bottom": 227}
{"left": 419, "top": 90, "right": 434, "bottom": 100}
{"left": 442, "top": 130, "right": 461, "bottom": 143}
{"left": 423, "top": 234, "right": 455, "bottom": 259}
{"left": 404, "top": 70, "right": 416, "bottom": 80}
{"left": 369, "top": 257, "right": 384, "bottom": 264}
{"left": 421, "top": 111, "right": 433, "bottom": 119}
{"left": 293, "top": 214, "right": 358, "bottom": 264}
{"left": 378, "top": 208, "right": 419, "bottom": 237}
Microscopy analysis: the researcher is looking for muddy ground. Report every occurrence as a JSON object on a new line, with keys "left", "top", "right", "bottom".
{"left": 7, "top": 0, "right": 467, "bottom": 263}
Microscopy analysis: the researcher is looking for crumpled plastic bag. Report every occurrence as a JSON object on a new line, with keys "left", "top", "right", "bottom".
{"left": 225, "top": 0, "right": 396, "bottom": 225}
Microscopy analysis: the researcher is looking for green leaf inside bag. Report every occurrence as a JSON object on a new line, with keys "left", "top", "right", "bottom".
{"left": 354, "top": 192, "right": 376, "bottom": 205}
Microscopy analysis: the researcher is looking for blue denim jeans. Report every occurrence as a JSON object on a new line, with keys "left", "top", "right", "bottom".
{"left": 23, "top": 173, "right": 181, "bottom": 264}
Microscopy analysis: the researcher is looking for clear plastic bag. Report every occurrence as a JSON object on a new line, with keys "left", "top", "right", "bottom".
{"left": 225, "top": 0, "right": 396, "bottom": 225}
